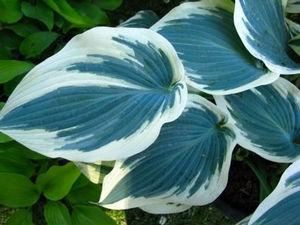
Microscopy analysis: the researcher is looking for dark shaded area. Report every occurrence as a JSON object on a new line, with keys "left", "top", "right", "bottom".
{"left": 108, "top": 0, "right": 186, "bottom": 26}
{"left": 219, "top": 160, "right": 260, "bottom": 214}
{"left": 125, "top": 206, "right": 234, "bottom": 225}
{"left": 218, "top": 152, "right": 286, "bottom": 218}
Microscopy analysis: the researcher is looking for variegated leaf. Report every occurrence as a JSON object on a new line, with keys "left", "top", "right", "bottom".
{"left": 286, "top": 0, "right": 300, "bottom": 13}
{"left": 215, "top": 78, "right": 300, "bottom": 163}
{"left": 247, "top": 159, "right": 300, "bottom": 225}
{"left": 234, "top": 0, "right": 300, "bottom": 74}
{"left": 286, "top": 19, "right": 300, "bottom": 37}
{"left": 119, "top": 10, "right": 159, "bottom": 28}
{"left": 75, "top": 161, "right": 114, "bottom": 184}
{"left": 151, "top": 0, "right": 278, "bottom": 95}
{"left": 100, "top": 94, "right": 236, "bottom": 210}
{"left": 0, "top": 27, "right": 187, "bottom": 162}
{"left": 236, "top": 215, "right": 251, "bottom": 225}
{"left": 289, "top": 35, "right": 300, "bottom": 56}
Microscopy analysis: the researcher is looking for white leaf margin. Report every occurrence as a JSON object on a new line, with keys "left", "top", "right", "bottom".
{"left": 0, "top": 27, "right": 188, "bottom": 162}
{"left": 214, "top": 78, "right": 300, "bottom": 163}
{"left": 248, "top": 159, "right": 300, "bottom": 224}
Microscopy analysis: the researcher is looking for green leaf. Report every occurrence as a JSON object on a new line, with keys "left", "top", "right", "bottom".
{"left": 71, "top": 205, "right": 117, "bottom": 225}
{"left": 36, "top": 162, "right": 80, "bottom": 201}
{"left": 4, "top": 23, "right": 40, "bottom": 37}
{"left": 94, "top": 0, "right": 122, "bottom": 11}
{"left": 0, "top": 172, "right": 40, "bottom": 207}
{"left": 0, "top": 60, "right": 34, "bottom": 83}
{"left": 0, "top": 0, "right": 22, "bottom": 23}
{"left": 0, "top": 142, "right": 36, "bottom": 177}
{"left": 0, "top": 102, "right": 11, "bottom": 143}
{"left": 0, "top": 48, "right": 11, "bottom": 59}
{"left": 19, "top": 31, "right": 59, "bottom": 58}
{"left": 44, "top": 202, "right": 72, "bottom": 225}
{"left": 21, "top": 1, "right": 54, "bottom": 30}
{"left": 0, "top": 133, "right": 12, "bottom": 143}
{"left": 43, "top": 0, "right": 90, "bottom": 27}
{"left": 4, "top": 75, "right": 24, "bottom": 96}
{"left": 66, "top": 175, "right": 100, "bottom": 204}
{"left": 0, "top": 30, "right": 22, "bottom": 50}
{"left": 5, "top": 209, "right": 34, "bottom": 225}
{"left": 71, "top": 2, "right": 109, "bottom": 26}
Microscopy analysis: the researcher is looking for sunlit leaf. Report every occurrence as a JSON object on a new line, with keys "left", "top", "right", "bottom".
{"left": 36, "top": 162, "right": 80, "bottom": 201}
{"left": 0, "top": 173, "right": 40, "bottom": 207}
{"left": 0, "top": 60, "right": 34, "bottom": 83}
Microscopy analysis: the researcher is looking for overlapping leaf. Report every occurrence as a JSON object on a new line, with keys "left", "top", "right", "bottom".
{"left": 234, "top": 0, "right": 300, "bottom": 74}
{"left": 119, "top": 10, "right": 159, "bottom": 28}
{"left": 286, "top": 0, "right": 300, "bottom": 13}
{"left": 151, "top": 0, "right": 278, "bottom": 95}
{"left": 0, "top": 27, "right": 187, "bottom": 162}
{"left": 100, "top": 94, "right": 236, "bottom": 211}
{"left": 215, "top": 78, "right": 300, "bottom": 163}
{"left": 243, "top": 159, "right": 300, "bottom": 225}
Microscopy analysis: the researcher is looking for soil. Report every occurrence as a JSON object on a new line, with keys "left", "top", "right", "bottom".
{"left": 217, "top": 151, "right": 287, "bottom": 219}
{"left": 219, "top": 160, "right": 260, "bottom": 215}
{"left": 124, "top": 206, "right": 234, "bottom": 225}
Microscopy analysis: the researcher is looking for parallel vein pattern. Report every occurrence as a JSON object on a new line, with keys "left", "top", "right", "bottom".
{"left": 235, "top": 0, "right": 300, "bottom": 74}
{"left": 215, "top": 78, "right": 300, "bottom": 163}
{"left": 0, "top": 27, "right": 187, "bottom": 162}
{"left": 100, "top": 95, "right": 236, "bottom": 210}
{"left": 151, "top": 1, "right": 278, "bottom": 95}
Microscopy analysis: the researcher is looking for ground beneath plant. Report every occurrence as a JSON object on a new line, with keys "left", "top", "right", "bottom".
{"left": 107, "top": 206, "right": 234, "bottom": 225}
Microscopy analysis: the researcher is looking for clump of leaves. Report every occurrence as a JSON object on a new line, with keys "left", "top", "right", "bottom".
{"left": 3, "top": 0, "right": 300, "bottom": 225}
{"left": 0, "top": 0, "right": 122, "bottom": 89}
{"left": 0, "top": 0, "right": 123, "bottom": 225}
{"left": 0, "top": 141, "right": 116, "bottom": 225}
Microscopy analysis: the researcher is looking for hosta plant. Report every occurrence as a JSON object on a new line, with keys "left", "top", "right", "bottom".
{"left": 1, "top": 0, "right": 300, "bottom": 223}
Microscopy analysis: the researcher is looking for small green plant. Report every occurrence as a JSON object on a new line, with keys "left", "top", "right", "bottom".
{"left": 0, "top": 0, "right": 122, "bottom": 224}
{"left": 0, "top": 141, "right": 116, "bottom": 225}
{"left": 0, "top": 0, "right": 122, "bottom": 89}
